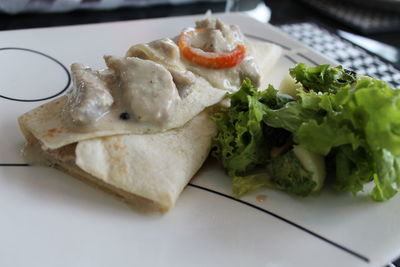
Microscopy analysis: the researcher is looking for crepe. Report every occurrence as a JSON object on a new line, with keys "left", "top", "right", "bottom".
{"left": 18, "top": 76, "right": 224, "bottom": 150}
{"left": 19, "top": 40, "right": 281, "bottom": 151}
{"left": 18, "top": 16, "right": 283, "bottom": 212}
{"left": 21, "top": 110, "right": 215, "bottom": 212}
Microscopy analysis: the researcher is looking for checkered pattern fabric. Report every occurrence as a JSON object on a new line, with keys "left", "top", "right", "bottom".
{"left": 280, "top": 22, "right": 400, "bottom": 88}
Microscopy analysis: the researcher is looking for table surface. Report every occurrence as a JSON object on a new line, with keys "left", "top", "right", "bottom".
{"left": 0, "top": 0, "right": 399, "bottom": 266}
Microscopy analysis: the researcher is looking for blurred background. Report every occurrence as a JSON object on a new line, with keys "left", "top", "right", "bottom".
{"left": 0, "top": 0, "right": 399, "bottom": 264}
{"left": 0, "top": 0, "right": 399, "bottom": 75}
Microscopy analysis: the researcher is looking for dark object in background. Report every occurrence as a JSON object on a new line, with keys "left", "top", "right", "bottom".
{"left": 300, "top": 0, "right": 400, "bottom": 34}
{"left": 344, "top": 0, "right": 400, "bottom": 12}
{"left": 0, "top": 1, "right": 226, "bottom": 31}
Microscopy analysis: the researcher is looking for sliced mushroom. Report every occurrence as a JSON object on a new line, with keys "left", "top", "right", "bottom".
{"left": 67, "top": 63, "right": 114, "bottom": 124}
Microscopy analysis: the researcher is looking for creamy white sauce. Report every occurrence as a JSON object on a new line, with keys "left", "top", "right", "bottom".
{"left": 194, "top": 18, "right": 243, "bottom": 52}
{"left": 182, "top": 17, "right": 261, "bottom": 91}
{"left": 105, "top": 56, "right": 179, "bottom": 124}
{"left": 67, "top": 63, "right": 114, "bottom": 124}
{"left": 64, "top": 17, "right": 261, "bottom": 130}
{"left": 126, "top": 38, "right": 184, "bottom": 69}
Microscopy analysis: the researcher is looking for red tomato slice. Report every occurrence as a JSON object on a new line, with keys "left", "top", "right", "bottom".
{"left": 178, "top": 28, "right": 246, "bottom": 69}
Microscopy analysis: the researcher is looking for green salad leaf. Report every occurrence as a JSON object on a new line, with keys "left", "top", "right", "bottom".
{"left": 232, "top": 173, "right": 272, "bottom": 198}
{"left": 212, "top": 78, "right": 268, "bottom": 178}
{"left": 268, "top": 150, "right": 316, "bottom": 196}
{"left": 333, "top": 145, "right": 373, "bottom": 194}
{"left": 212, "top": 78, "right": 316, "bottom": 198}
{"left": 289, "top": 63, "right": 356, "bottom": 93}
{"left": 371, "top": 149, "right": 400, "bottom": 201}
{"left": 212, "top": 63, "right": 400, "bottom": 201}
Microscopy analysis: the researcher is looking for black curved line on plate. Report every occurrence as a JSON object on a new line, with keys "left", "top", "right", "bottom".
{"left": 297, "top": 52, "right": 319, "bottom": 66}
{"left": 244, "top": 34, "right": 291, "bottom": 50}
{"left": 0, "top": 163, "right": 30, "bottom": 166}
{"left": 284, "top": 55, "right": 297, "bottom": 64}
{"left": 188, "top": 183, "right": 370, "bottom": 263}
{"left": 0, "top": 165, "right": 369, "bottom": 262}
{"left": 0, "top": 47, "right": 71, "bottom": 102}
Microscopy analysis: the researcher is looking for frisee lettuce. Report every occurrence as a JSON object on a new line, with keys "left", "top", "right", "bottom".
{"left": 289, "top": 63, "right": 356, "bottom": 93}
{"left": 212, "top": 63, "right": 400, "bottom": 201}
{"left": 268, "top": 150, "right": 316, "bottom": 197}
{"left": 212, "top": 78, "right": 315, "bottom": 198}
{"left": 211, "top": 79, "right": 269, "bottom": 178}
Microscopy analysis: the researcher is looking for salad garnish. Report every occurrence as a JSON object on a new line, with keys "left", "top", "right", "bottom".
{"left": 212, "top": 63, "right": 400, "bottom": 201}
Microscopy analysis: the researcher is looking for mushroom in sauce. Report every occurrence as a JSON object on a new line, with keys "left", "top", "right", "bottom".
{"left": 67, "top": 63, "right": 114, "bottom": 124}
{"left": 104, "top": 56, "right": 180, "bottom": 124}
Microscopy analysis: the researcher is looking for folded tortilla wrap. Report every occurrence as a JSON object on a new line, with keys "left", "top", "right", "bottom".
{"left": 20, "top": 110, "right": 216, "bottom": 212}
{"left": 19, "top": 41, "right": 281, "bottom": 151}
{"left": 18, "top": 17, "right": 283, "bottom": 212}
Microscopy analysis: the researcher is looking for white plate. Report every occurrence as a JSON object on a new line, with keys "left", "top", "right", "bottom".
{"left": 0, "top": 13, "right": 398, "bottom": 267}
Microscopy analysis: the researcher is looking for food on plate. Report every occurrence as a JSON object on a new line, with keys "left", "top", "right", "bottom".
{"left": 212, "top": 63, "right": 400, "bottom": 201}
{"left": 18, "top": 15, "right": 282, "bottom": 212}
{"left": 177, "top": 27, "right": 246, "bottom": 69}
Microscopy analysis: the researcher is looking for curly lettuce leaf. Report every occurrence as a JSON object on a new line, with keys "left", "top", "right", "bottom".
{"left": 212, "top": 79, "right": 271, "bottom": 177}
{"left": 231, "top": 150, "right": 317, "bottom": 198}
{"left": 371, "top": 149, "right": 400, "bottom": 201}
{"left": 213, "top": 78, "right": 317, "bottom": 198}
{"left": 350, "top": 78, "right": 400, "bottom": 156}
{"left": 264, "top": 87, "right": 359, "bottom": 155}
{"left": 265, "top": 71, "right": 400, "bottom": 200}
{"left": 213, "top": 64, "right": 400, "bottom": 201}
{"left": 333, "top": 145, "right": 373, "bottom": 195}
{"left": 268, "top": 150, "right": 316, "bottom": 196}
{"left": 289, "top": 63, "right": 356, "bottom": 93}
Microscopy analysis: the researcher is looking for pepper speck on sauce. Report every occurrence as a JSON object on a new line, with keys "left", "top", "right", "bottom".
{"left": 119, "top": 112, "right": 130, "bottom": 121}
